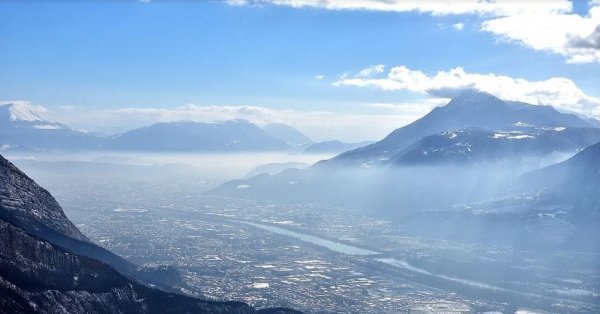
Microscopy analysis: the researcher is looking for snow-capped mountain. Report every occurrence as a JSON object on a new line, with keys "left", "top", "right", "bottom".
{"left": 0, "top": 102, "right": 105, "bottom": 150}
{"left": 0, "top": 104, "right": 300, "bottom": 152}
{"left": 0, "top": 102, "right": 66, "bottom": 130}
{"left": 333, "top": 90, "right": 596, "bottom": 167}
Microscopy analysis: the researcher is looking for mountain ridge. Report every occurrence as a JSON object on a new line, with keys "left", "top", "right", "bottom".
{"left": 333, "top": 91, "right": 596, "bottom": 166}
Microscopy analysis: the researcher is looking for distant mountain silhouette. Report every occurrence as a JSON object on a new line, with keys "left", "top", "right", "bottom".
{"left": 109, "top": 120, "right": 290, "bottom": 151}
{"left": 0, "top": 104, "right": 307, "bottom": 152}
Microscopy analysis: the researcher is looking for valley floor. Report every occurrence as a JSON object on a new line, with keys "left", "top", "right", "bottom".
{"left": 10, "top": 157, "right": 600, "bottom": 313}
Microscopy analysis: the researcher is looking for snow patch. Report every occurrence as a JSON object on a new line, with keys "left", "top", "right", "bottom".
{"left": 508, "top": 134, "right": 534, "bottom": 139}
{"left": 492, "top": 132, "right": 534, "bottom": 140}
{"left": 34, "top": 124, "right": 61, "bottom": 130}
{"left": 442, "top": 131, "right": 457, "bottom": 139}
{"left": 249, "top": 282, "right": 270, "bottom": 289}
{"left": 236, "top": 184, "right": 251, "bottom": 189}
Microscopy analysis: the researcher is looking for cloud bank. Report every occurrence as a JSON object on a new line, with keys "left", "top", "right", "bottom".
{"left": 333, "top": 64, "right": 600, "bottom": 119}
{"left": 36, "top": 103, "right": 427, "bottom": 142}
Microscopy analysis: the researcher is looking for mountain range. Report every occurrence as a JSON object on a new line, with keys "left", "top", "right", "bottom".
{"left": 1, "top": 102, "right": 364, "bottom": 153}
{"left": 108, "top": 120, "right": 290, "bottom": 151}
{"left": 0, "top": 154, "right": 299, "bottom": 314}
{"left": 210, "top": 91, "right": 600, "bottom": 218}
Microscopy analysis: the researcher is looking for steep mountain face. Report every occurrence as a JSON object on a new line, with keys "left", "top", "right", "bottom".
{"left": 109, "top": 120, "right": 291, "bottom": 151}
{"left": 0, "top": 103, "right": 105, "bottom": 150}
{"left": 0, "top": 154, "right": 299, "bottom": 314}
{"left": 516, "top": 141, "right": 600, "bottom": 217}
{"left": 333, "top": 90, "right": 595, "bottom": 166}
{"left": 0, "top": 154, "right": 88, "bottom": 241}
{"left": 303, "top": 140, "right": 374, "bottom": 154}
{"left": 0, "top": 220, "right": 256, "bottom": 314}
{"left": 388, "top": 127, "right": 600, "bottom": 166}
{"left": 262, "top": 123, "right": 312, "bottom": 147}
{"left": 0, "top": 155, "right": 141, "bottom": 281}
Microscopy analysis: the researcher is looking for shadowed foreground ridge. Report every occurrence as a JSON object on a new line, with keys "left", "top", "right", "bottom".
{"left": 0, "top": 154, "right": 301, "bottom": 314}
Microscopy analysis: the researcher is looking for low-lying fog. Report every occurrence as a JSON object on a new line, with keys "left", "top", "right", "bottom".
{"left": 5, "top": 150, "right": 334, "bottom": 188}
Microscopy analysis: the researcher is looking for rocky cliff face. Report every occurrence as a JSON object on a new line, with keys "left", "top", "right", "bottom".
{"left": 0, "top": 154, "right": 299, "bottom": 314}
{"left": 0, "top": 154, "right": 87, "bottom": 241}
{"left": 0, "top": 219, "right": 256, "bottom": 314}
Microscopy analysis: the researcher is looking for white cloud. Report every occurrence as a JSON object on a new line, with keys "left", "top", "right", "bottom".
{"left": 239, "top": 0, "right": 570, "bottom": 16}
{"left": 225, "top": 0, "right": 249, "bottom": 6}
{"left": 452, "top": 22, "right": 464, "bottom": 30}
{"left": 482, "top": 3, "right": 600, "bottom": 63}
{"left": 334, "top": 65, "right": 600, "bottom": 118}
{"left": 367, "top": 98, "right": 448, "bottom": 114}
{"left": 230, "top": 1, "right": 600, "bottom": 64}
{"left": 315, "top": 74, "right": 325, "bottom": 80}
{"left": 39, "top": 103, "right": 418, "bottom": 142}
{"left": 357, "top": 64, "right": 385, "bottom": 78}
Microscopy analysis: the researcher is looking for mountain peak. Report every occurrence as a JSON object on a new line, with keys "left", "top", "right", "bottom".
{"left": 0, "top": 102, "right": 48, "bottom": 122}
{"left": 446, "top": 89, "right": 505, "bottom": 108}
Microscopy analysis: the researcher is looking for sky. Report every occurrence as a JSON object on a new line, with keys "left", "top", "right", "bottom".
{"left": 1, "top": 0, "right": 600, "bottom": 141}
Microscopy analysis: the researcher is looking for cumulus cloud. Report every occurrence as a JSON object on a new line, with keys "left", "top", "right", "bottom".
{"left": 315, "top": 74, "right": 325, "bottom": 80}
{"left": 230, "top": 0, "right": 600, "bottom": 63}
{"left": 334, "top": 65, "right": 600, "bottom": 118}
{"left": 569, "top": 25, "right": 600, "bottom": 49}
{"left": 482, "top": 3, "right": 600, "bottom": 63}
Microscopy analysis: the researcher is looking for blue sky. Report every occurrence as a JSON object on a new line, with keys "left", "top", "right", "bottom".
{"left": 1, "top": 0, "right": 599, "bottom": 141}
